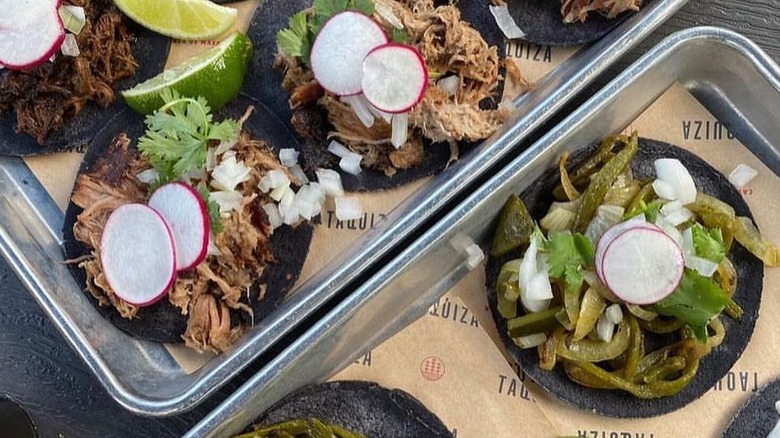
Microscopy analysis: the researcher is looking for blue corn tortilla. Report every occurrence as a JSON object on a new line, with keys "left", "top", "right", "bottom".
{"left": 723, "top": 377, "right": 780, "bottom": 437}
{"left": 0, "top": 19, "right": 170, "bottom": 156}
{"left": 249, "top": 381, "right": 453, "bottom": 437}
{"left": 485, "top": 137, "right": 762, "bottom": 417}
{"left": 243, "top": 0, "right": 505, "bottom": 192}
{"left": 61, "top": 94, "right": 314, "bottom": 344}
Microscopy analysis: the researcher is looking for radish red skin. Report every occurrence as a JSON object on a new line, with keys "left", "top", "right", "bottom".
{"left": 361, "top": 43, "right": 429, "bottom": 114}
{"left": 100, "top": 203, "right": 177, "bottom": 307}
{"left": 309, "top": 11, "right": 389, "bottom": 96}
{"left": 594, "top": 218, "right": 658, "bottom": 283}
{"left": 0, "top": 0, "right": 66, "bottom": 70}
{"left": 148, "top": 182, "right": 210, "bottom": 272}
{"left": 601, "top": 226, "right": 684, "bottom": 305}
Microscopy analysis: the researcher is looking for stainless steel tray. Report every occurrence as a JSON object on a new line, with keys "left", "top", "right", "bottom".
{"left": 185, "top": 26, "right": 780, "bottom": 437}
{"left": 0, "top": 0, "right": 686, "bottom": 417}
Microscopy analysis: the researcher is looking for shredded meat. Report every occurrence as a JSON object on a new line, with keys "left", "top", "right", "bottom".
{"left": 0, "top": 0, "right": 138, "bottom": 145}
{"left": 71, "top": 130, "right": 285, "bottom": 353}
{"left": 561, "top": 0, "right": 643, "bottom": 23}
{"left": 276, "top": 0, "right": 520, "bottom": 176}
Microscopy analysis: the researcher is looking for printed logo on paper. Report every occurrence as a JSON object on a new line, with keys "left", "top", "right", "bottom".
{"left": 420, "top": 356, "right": 446, "bottom": 381}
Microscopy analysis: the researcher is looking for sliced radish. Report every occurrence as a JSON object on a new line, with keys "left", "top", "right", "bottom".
{"left": 100, "top": 204, "right": 177, "bottom": 306}
{"left": 0, "top": 0, "right": 65, "bottom": 70}
{"left": 310, "top": 11, "right": 388, "bottom": 96}
{"left": 594, "top": 216, "right": 654, "bottom": 283}
{"left": 148, "top": 182, "right": 210, "bottom": 271}
{"left": 361, "top": 43, "right": 428, "bottom": 113}
{"left": 601, "top": 227, "right": 684, "bottom": 305}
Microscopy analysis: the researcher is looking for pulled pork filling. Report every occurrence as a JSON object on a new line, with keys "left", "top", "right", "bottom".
{"left": 561, "top": 0, "right": 643, "bottom": 23}
{"left": 71, "top": 132, "right": 288, "bottom": 353}
{"left": 275, "top": 0, "right": 514, "bottom": 176}
{"left": 0, "top": 0, "right": 138, "bottom": 145}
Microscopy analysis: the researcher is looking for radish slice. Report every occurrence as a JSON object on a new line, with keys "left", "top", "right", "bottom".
{"left": 361, "top": 43, "right": 428, "bottom": 114}
{"left": 0, "top": 0, "right": 65, "bottom": 70}
{"left": 100, "top": 204, "right": 177, "bottom": 306}
{"left": 148, "top": 182, "right": 210, "bottom": 271}
{"left": 310, "top": 11, "right": 388, "bottom": 96}
{"left": 601, "top": 227, "right": 684, "bottom": 305}
{"left": 594, "top": 216, "right": 653, "bottom": 283}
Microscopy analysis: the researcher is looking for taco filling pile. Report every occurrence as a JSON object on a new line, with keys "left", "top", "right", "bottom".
{"left": 0, "top": 0, "right": 138, "bottom": 144}
{"left": 274, "top": 0, "right": 517, "bottom": 178}
{"left": 560, "top": 0, "right": 643, "bottom": 24}
{"left": 69, "top": 95, "right": 312, "bottom": 353}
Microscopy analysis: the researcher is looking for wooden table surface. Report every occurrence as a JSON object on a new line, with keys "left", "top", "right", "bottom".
{"left": 1, "top": 0, "right": 778, "bottom": 436}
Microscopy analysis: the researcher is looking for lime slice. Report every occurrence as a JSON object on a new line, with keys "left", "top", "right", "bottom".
{"left": 112, "top": 0, "right": 238, "bottom": 40}
{"left": 122, "top": 32, "right": 252, "bottom": 114}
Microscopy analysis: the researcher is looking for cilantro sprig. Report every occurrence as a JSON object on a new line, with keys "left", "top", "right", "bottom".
{"left": 276, "top": 0, "right": 376, "bottom": 65}
{"left": 547, "top": 231, "right": 595, "bottom": 295}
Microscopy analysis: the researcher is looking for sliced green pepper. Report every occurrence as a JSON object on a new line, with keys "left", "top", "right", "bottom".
{"left": 559, "top": 319, "right": 631, "bottom": 362}
{"left": 507, "top": 306, "right": 563, "bottom": 338}
{"left": 491, "top": 195, "right": 536, "bottom": 257}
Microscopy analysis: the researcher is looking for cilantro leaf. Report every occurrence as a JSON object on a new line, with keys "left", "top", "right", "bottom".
{"left": 547, "top": 231, "right": 595, "bottom": 295}
{"left": 654, "top": 269, "right": 729, "bottom": 342}
{"left": 691, "top": 224, "right": 725, "bottom": 263}
{"left": 391, "top": 28, "right": 409, "bottom": 43}
{"left": 196, "top": 185, "right": 224, "bottom": 234}
{"left": 351, "top": 0, "right": 375, "bottom": 15}
{"left": 624, "top": 198, "right": 663, "bottom": 222}
{"left": 277, "top": 12, "right": 310, "bottom": 58}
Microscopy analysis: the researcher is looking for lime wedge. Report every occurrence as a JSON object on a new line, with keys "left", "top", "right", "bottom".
{"left": 122, "top": 32, "right": 252, "bottom": 115}
{"left": 112, "top": 0, "right": 238, "bottom": 40}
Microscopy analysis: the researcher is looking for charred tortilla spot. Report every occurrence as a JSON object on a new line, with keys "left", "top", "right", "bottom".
{"left": 485, "top": 137, "right": 762, "bottom": 417}
{"left": 61, "top": 94, "right": 313, "bottom": 346}
{"left": 245, "top": 0, "right": 508, "bottom": 192}
{"left": 249, "top": 381, "right": 453, "bottom": 438}
{"left": 504, "top": 0, "right": 653, "bottom": 46}
{"left": 0, "top": 1, "right": 170, "bottom": 156}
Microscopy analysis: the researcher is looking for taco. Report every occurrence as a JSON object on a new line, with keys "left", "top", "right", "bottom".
{"left": 234, "top": 381, "right": 453, "bottom": 438}
{"left": 723, "top": 377, "right": 780, "bottom": 438}
{"left": 501, "top": 0, "right": 650, "bottom": 46}
{"left": 0, "top": 0, "right": 169, "bottom": 155}
{"left": 244, "top": 0, "right": 520, "bottom": 191}
{"left": 485, "top": 135, "right": 773, "bottom": 417}
{"left": 62, "top": 94, "right": 314, "bottom": 352}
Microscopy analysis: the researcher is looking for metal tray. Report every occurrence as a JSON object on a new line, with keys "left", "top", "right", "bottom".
{"left": 0, "top": 0, "right": 686, "bottom": 417}
{"left": 184, "top": 26, "right": 780, "bottom": 437}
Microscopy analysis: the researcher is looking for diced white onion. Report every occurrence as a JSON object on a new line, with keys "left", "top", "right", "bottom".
{"left": 375, "top": 2, "right": 404, "bottom": 29}
{"left": 437, "top": 75, "right": 460, "bottom": 98}
{"left": 270, "top": 184, "right": 291, "bottom": 202}
{"left": 335, "top": 197, "right": 363, "bottom": 220}
{"left": 61, "top": 34, "right": 80, "bottom": 57}
{"left": 279, "top": 148, "right": 299, "bottom": 167}
{"left": 605, "top": 304, "right": 623, "bottom": 325}
{"left": 489, "top": 5, "right": 526, "bottom": 40}
{"left": 652, "top": 179, "right": 677, "bottom": 201}
{"left": 211, "top": 155, "right": 251, "bottom": 191}
{"left": 277, "top": 188, "right": 299, "bottom": 226}
{"left": 209, "top": 191, "right": 243, "bottom": 215}
{"left": 518, "top": 239, "right": 552, "bottom": 313}
{"left": 288, "top": 164, "right": 309, "bottom": 185}
{"left": 262, "top": 203, "right": 283, "bottom": 229}
{"left": 663, "top": 206, "right": 694, "bottom": 226}
{"left": 660, "top": 200, "right": 683, "bottom": 215}
{"left": 681, "top": 227, "right": 695, "bottom": 256}
{"left": 728, "top": 163, "right": 758, "bottom": 189}
{"left": 585, "top": 204, "right": 624, "bottom": 244}
{"left": 512, "top": 333, "right": 547, "bottom": 349}
{"left": 685, "top": 254, "right": 718, "bottom": 277}
{"left": 135, "top": 168, "right": 159, "bottom": 184}
{"left": 264, "top": 169, "right": 291, "bottom": 190}
{"left": 294, "top": 185, "right": 323, "bottom": 219}
{"left": 60, "top": 5, "right": 86, "bottom": 35}
{"left": 316, "top": 168, "right": 345, "bottom": 197}
{"left": 181, "top": 167, "right": 208, "bottom": 184}
{"left": 525, "top": 271, "right": 554, "bottom": 301}
{"left": 596, "top": 313, "right": 615, "bottom": 342}
{"left": 342, "top": 95, "right": 375, "bottom": 128}
{"left": 215, "top": 138, "right": 238, "bottom": 156}
{"left": 207, "top": 233, "right": 221, "bottom": 256}
{"left": 654, "top": 215, "right": 682, "bottom": 246}
{"left": 391, "top": 112, "right": 408, "bottom": 149}
{"left": 206, "top": 147, "right": 218, "bottom": 171}
{"left": 339, "top": 153, "right": 363, "bottom": 175}
{"left": 327, "top": 140, "right": 352, "bottom": 158}
{"left": 654, "top": 158, "right": 697, "bottom": 205}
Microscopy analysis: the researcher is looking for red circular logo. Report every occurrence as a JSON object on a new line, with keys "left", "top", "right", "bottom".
{"left": 420, "top": 356, "right": 445, "bottom": 381}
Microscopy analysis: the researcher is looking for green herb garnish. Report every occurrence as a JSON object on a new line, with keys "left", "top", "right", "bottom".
{"left": 654, "top": 269, "right": 729, "bottom": 342}
{"left": 390, "top": 28, "right": 409, "bottom": 43}
{"left": 691, "top": 224, "right": 725, "bottom": 263}
{"left": 196, "top": 185, "right": 224, "bottom": 234}
{"left": 547, "top": 231, "right": 595, "bottom": 295}
{"left": 138, "top": 89, "right": 240, "bottom": 186}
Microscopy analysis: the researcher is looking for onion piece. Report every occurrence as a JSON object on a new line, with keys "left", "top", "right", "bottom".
{"left": 391, "top": 112, "right": 408, "bottom": 148}
{"left": 316, "top": 168, "right": 345, "bottom": 197}
{"left": 663, "top": 207, "right": 694, "bottom": 227}
{"left": 596, "top": 313, "right": 615, "bottom": 342}
{"left": 342, "top": 94, "right": 375, "bottom": 128}
{"left": 59, "top": 5, "right": 86, "bottom": 35}
{"left": 339, "top": 153, "right": 363, "bottom": 175}
{"left": 685, "top": 254, "right": 719, "bottom": 277}
{"left": 335, "top": 197, "right": 363, "bottom": 220}
{"left": 375, "top": 2, "right": 404, "bottom": 29}
{"left": 605, "top": 304, "right": 623, "bottom": 325}
{"left": 288, "top": 164, "right": 309, "bottom": 185}
{"left": 512, "top": 333, "right": 547, "bottom": 349}
{"left": 211, "top": 155, "right": 251, "bottom": 191}
{"left": 270, "top": 184, "right": 290, "bottom": 202}
{"left": 728, "top": 163, "right": 758, "bottom": 189}
{"left": 654, "top": 158, "right": 697, "bottom": 205}
{"left": 279, "top": 148, "right": 299, "bottom": 167}
{"left": 437, "top": 75, "right": 459, "bottom": 98}
{"left": 262, "top": 203, "right": 283, "bottom": 229}
{"left": 327, "top": 140, "right": 352, "bottom": 158}
{"left": 585, "top": 205, "right": 624, "bottom": 244}
{"left": 209, "top": 191, "right": 243, "bottom": 215}
{"left": 60, "top": 33, "right": 80, "bottom": 57}
{"left": 652, "top": 179, "right": 677, "bottom": 201}
{"left": 259, "top": 169, "right": 290, "bottom": 193}
{"left": 136, "top": 168, "right": 159, "bottom": 184}
{"left": 489, "top": 5, "right": 526, "bottom": 40}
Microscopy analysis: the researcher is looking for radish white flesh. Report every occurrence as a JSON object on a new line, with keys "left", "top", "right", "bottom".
{"left": 361, "top": 43, "right": 428, "bottom": 113}
{"left": 310, "top": 11, "right": 388, "bottom": 96}
{"left": 0, "top": 0, "right": 65, "bottom": 70}
{"left": 601, "top": 227, "right": 684, "bottom": 305}
{"left": 148, "top": 183, "right": 210, "bottom": 271}
{"left": 594, "top": 216, "right": 654, "bottom": 283}
{"left": 100, "top": 204, "right": 177, "bottom": 306}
